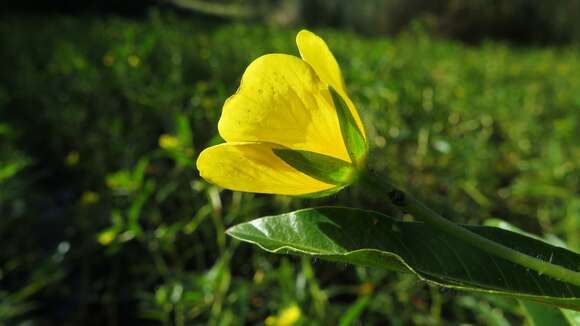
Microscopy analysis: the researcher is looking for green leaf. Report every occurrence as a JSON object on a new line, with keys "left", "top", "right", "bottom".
{"left": 485, "top": 218, "right": 569, "bottom": 250}
{"left": 273, "top": 149, "right": 355, "bottom": 185}
{"left": 299, "top": 185, "right": 347, "bottom": 199}
{"left": 226, "top": 207, "right": 580, "bottom": 311}
{"left": 338, "top": 295, "right": 371, "bottom": 326}
{"left": 562, "top": 309, "right": 580, "bottom": 324}
{"left": 329, "top": 87, "right": 367, "bottom": 166}
{"left": 520, "top": 300, "right": 580, "bottom": 326}
{"left": 0, "top": 158, "right": 30, "bottom": 183}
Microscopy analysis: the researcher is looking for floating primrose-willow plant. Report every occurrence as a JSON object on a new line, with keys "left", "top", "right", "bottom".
{"left": 197, "top": 30, "right": 580, "bottom": 311}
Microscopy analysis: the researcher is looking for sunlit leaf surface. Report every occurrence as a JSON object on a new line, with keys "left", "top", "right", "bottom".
{"left": 227, "top": 207, "right": 580, "bottom": 311}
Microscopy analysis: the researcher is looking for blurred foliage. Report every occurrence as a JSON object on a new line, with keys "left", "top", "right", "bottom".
{"left": 301, "top": 0, "right": 580, "bottom": 44}
{"left": 158, "top": 0, "right": 580, "bottom": 44}
{"left": 6, "top": 0, "right": 580, "bottom": 44}
{"left": 0, "top": 10, "right": 579, "bottom": 325}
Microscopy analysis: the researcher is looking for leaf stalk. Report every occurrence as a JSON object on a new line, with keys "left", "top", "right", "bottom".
{"left": 361, "top": 170, "right": 580, "bottom": 287}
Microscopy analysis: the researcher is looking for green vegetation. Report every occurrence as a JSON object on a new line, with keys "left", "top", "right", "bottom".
{"left": 1, "top": 11, "right": 579, "bottom": 325}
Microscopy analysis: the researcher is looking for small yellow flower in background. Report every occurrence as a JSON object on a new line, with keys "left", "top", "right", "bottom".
{"left": 81, "top": 191, "right": 99, "bottom": 205}
{"left": 159, "top": 134, "right": 180, "bottom": 150}
{"left": 197, "top": 30, "right": 367, "bottom": 197}
{"left": 65, "top": 151, "right": 80, "bottom": 167}
{"left": 265, "top": 304, "right": 301, "bottom": 326}
{"left": 128, "top": 54, "right": 141, "bottom": 68}
{"left": 97, "top": 229, "right": 116, "bottom": 245}
{"left": 253, "top": 270, "right": 265, "bottom": 284}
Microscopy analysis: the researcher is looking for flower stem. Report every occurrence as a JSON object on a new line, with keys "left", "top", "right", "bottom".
{"left": 361, "top": 171, "right": 580, "bottom": 287}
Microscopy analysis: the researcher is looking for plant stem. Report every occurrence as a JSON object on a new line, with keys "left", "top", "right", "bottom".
{"left": 361, "top": 171, "right": 580, "bottom": 287}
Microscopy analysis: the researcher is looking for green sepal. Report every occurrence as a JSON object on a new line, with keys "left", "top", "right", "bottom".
{"left": 329, "top": 87, "right": 367, "bottom": 166}
{"left": 298, "top": 185, "right": 347, "bottom": 199}
{"left": 273, "top": 148, "right": 355, "bottom": 186}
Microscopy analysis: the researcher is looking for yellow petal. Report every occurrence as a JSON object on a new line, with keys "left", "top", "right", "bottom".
{"left": 296, "top": 30, "right": 366, "bottom": 140}
{"left": 218, "top": 53, "right": 350, "bottom": 162}
{"left": 196, "top": 142, "right": 335, "bottom": 196}
{"left": 296, "top": 30, "right": 345, "bottom": 93}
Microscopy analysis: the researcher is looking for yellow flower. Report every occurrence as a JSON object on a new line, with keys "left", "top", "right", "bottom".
{"left": 158, "top": 134, "right": 180, "bottom": 150}
{"left": 65, "top": 151, "right": 80, "bottom": 167}
{"left": 265, "top": 304, "right": 301, "bottom": 326}
{"left": 128, "top": 54, "right": 141, "bottom": 68}
{"left": 196, "top": 30, "right": 367, "bottom": 196}
{"left": 80, "top": 191, "right": 99, "bottom": 205}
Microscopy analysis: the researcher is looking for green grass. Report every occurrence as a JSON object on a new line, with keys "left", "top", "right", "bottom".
{"left": 0, "top": 11, "right": 578, "bottom": 325}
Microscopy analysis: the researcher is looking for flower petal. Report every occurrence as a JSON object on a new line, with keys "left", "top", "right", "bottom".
{"left": 218, "top": 53, "right": 350, "bottom": 162}
{"left": 296, "top": 30, "right": 366, "bottom": 140}
{"left": 296, "top": 30, "right": 345, "bottom": 94}
{"left": 196, "top": 142, "right": 335, "bottom": 196}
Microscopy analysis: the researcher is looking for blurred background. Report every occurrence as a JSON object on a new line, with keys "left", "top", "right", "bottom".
{"left": 1, "top": 0, "right": 579, "bottom": 324}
